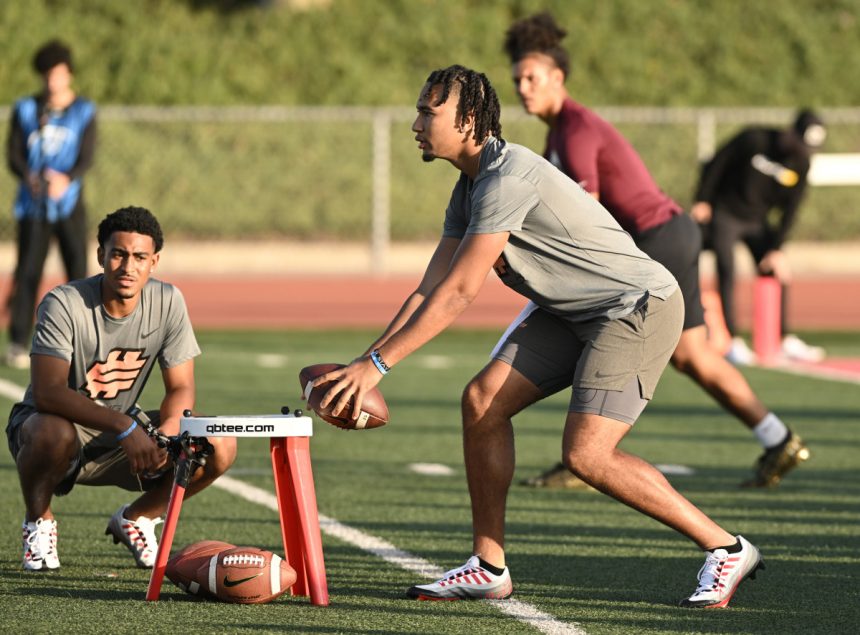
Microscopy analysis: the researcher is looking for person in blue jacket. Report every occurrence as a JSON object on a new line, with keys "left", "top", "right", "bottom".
{"left": 5, "top": 40, "right": 97, "bottom": 369}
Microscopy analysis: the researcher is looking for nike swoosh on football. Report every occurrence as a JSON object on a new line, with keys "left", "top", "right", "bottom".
{"left": 223, "top": 572, "right": 264, "bottom": 587}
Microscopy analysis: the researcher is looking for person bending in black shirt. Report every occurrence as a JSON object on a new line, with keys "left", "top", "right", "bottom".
{"left": 692, "top": 110, "right": 826, "bottom": 366}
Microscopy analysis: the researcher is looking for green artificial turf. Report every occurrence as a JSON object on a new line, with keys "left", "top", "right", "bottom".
{"left": 1, "top": 329, "right": 858, "bottom": 634}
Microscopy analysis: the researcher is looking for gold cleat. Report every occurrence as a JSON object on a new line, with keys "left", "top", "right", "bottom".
{"left": 519, "top": 462, "right": 595, "bottom": 490}
{"left": 741, "top": 434, "right": 810, "bottom": 488}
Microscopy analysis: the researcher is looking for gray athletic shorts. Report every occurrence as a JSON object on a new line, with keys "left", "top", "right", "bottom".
{"left": 6, "top": 405, "right": 168, "bottom": 496}
{"left": 494, "top": 290, "right": 684, "bottom": 425}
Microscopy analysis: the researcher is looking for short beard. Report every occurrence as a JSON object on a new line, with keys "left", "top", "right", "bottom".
{"left": 114, "top": 288, "right": 136, "bottom": 300}
{"left": 421, "top": 153, "right": 435, "bottom": 163}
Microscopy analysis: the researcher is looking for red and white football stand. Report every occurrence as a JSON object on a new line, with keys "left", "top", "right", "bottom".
{"left": 145, "top": 413, "right": 329, "bottom": 606}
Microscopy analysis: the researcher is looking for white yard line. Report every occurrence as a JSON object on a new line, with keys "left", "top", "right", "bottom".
{"left": 408, "top": 462, "right": 454, "bottom": 476}
{"left": 655, "top": 464, "right": 695, "bottom": 475}
{"left": 416, "top": 355, "right": 454, "bottom": 369}
{"left": 256, "top": 353, "right": 288, "bottom": 368}
{"left": 214, "top": 475, "right": 587, "bottom": 635}
{"left": 0, "top": 378, "right": 25, "bottom": 402}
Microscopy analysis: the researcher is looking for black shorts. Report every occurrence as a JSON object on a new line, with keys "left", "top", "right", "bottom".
{"left": 635, "top": 213, "right": 705, "bottom": 331}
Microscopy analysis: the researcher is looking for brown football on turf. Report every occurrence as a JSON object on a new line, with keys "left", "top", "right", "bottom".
{"left": 299, "top": 363, "right": 389, "bottom": 430}
{"left": 194, "top": 546, "right": 296, "bottom": 604}
{"left": 166, "top": 540, "right": 235, "bottom": 597}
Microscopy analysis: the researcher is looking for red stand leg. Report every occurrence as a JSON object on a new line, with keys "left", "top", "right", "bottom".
{"left": 146, "top": 469, "right": 188, "bottom": 601}
{"left": 285, "top": 437, "right": 329, "bottom": 606}
{"left": 271, "top": 438, "right": 308, "bottom": 596}
{"left": 270, "top": 437, "right": 329, "bottom": 606}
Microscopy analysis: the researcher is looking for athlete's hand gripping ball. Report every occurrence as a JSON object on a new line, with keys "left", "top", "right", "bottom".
{"left": 299, "top": 363, "right": 389, "bottom": 430}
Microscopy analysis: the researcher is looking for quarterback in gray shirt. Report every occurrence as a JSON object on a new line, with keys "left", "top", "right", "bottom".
{"left": 309, "top": 66, "right": 763, "bottom": 607}
{"left": 7, "top": 206, "right": 236, "bottom": 572}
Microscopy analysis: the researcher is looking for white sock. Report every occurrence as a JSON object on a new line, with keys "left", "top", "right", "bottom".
{"left": 753, "top": 413, "right": 789, "bottom": 448}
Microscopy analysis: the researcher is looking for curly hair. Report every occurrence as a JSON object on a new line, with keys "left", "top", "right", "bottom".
{"left": 33, "top": 39, "right": 74, "bottom": 75}
{"left": 503, "top": 12, "right": 570, "bottom": 78}
{"left": 98, "top": 206, "right": 164, "bottom": 253}
{"left": 424, "top": 65, "right": 503, "bottom": 144}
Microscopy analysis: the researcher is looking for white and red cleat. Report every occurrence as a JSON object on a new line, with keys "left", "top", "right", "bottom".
{"left": 406, "top": 556, "right": 513, "bottom": 600}
{"left": 22, "top": 518, "right": 60, "bottom": 571}
{"left": 680, "top": 535, "right": 764, "bottom": 608}
{"left": 105, "top": 504, "right": 162, "bottom": 569}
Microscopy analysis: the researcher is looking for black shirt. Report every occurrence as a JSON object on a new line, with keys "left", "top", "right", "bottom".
{"left": 696, "top": 127, "right": 811, "bottom": 248}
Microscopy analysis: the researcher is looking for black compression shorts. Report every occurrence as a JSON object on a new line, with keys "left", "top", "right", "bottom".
{"left": 635, "top": 212, "right": 705, "bottom": 331}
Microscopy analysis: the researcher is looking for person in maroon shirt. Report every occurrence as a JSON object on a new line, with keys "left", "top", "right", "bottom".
{"left": 503, "top": 12, "right": 809, "bottom": 489}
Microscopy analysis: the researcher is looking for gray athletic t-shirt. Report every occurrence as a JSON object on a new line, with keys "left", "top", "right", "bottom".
{"left": 443, "top": 137, "right": 678, "bottom": 322}
{"left": 20, "top": 275, "right": 201, "bottom": 415}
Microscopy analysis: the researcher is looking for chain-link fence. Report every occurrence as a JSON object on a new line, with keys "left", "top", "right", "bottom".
{"left": 2, "top": 106, "right": 859, "bottom": 268}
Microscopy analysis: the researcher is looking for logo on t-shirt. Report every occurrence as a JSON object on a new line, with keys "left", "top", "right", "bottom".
{"left": 29, "top": 124, "right": 72, "bottom": 157}
{"left": 81, "top": 348, "right": 149, "bottom": 400}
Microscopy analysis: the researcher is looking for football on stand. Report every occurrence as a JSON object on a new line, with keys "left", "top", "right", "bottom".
{"left": 195, "top": 546, "right": 296, "bottom": 604}
{"left": 166, "top": 540, "right": 235, "bottom": 597}
{"left": 299, "top": 363, "right": 389, "bottom": 430}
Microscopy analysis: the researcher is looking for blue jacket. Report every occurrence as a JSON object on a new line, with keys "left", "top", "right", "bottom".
{"left": 12, "top": 96, "right": 96, "bottom": 222}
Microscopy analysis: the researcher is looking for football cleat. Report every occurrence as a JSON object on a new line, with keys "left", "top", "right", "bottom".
{"left": 105, "top": 504, "right": 162, "bottom": 568}
{"left": 741, "top": 433, "right": 810, "bottom": 488}
{"left": 519, "top": 462, "right": 595, "bottom": 490}
{"left": 725, "top": 337, "right": 757, "bottom": 366}
{"left": 22, "top": 517, "right": 60, "bottom": 571}
{"left": 680, "top": 535, "right": 764, "bottom": 608}
{"left": 781, "top": 334, "right": 825, "bottom": 363}
{"left": 406, "top": 556, "right": 513, "bottom": 600}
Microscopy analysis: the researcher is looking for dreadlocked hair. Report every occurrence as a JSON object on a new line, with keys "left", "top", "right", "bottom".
{"left": 503, "top": 12, "right": 570, "bottom": 78}
{"left": 424, "top": 65, "right": 502, "bottom": 144}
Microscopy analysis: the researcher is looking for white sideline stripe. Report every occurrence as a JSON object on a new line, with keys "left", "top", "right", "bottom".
{"left": 213, "top": 475, "right": 586, "bottom": 635}
{"left": 490, "top": 599, "right": 587, "bottom": 635}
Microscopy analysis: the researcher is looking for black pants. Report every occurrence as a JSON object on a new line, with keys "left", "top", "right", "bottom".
{"left": 699, "top": 208, "right": 789, "bottom": 337}
{"left": 7, "top": 203, "right": 88, "bottom": 346}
